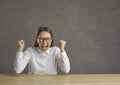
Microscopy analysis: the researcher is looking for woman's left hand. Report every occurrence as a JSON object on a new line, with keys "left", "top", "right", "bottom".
{"left": 59, "top": 40, "right": 66, "bottom": 52}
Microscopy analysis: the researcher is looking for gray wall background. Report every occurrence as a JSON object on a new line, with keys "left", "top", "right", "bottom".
{"left": 0, "top": 0, "right": 120, "bottom": 74}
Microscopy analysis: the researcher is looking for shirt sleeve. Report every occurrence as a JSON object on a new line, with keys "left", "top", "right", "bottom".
{"left": 14, "top": 48, "right": 31, "bottom": 74}
{"left": 56, "top": 47, "right": 70, "bottom": 73}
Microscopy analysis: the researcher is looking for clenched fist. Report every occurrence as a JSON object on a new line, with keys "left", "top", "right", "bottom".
{"left": 17, "top": 40, "right": 25, "bottom": 52}
{"left": 59, "top": 40, "right": 66, "bottom": 52}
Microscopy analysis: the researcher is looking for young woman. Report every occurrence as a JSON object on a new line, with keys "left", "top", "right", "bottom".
{"left": 14, "top": 27, "right": 70, "bottom": 74}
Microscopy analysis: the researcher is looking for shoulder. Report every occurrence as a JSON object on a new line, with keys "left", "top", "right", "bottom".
{"left": 51, "top": 46, "right": 59, "bottom": 50}
{"left": 25, "top": 46, "right": 37, "bottom": 52}
{"left": 50, "top": 46, "right": 60, "bottom": 53}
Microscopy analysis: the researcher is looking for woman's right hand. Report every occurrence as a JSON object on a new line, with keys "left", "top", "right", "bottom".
{"left": 17, "top": 40, "right": 25, "bottom": 52}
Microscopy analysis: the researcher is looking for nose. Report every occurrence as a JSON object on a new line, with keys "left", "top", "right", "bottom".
{"left": 42, "top": 39, "right": 47, "bottom": 44}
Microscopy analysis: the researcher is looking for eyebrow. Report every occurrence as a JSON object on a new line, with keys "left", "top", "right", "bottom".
{"left": 38, "top": 37, "right": 52, "bottom": 38}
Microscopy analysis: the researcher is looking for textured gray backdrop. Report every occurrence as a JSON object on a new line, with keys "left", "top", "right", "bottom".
{"left": 0, "top": 0, "right": 120, "bottom": 74}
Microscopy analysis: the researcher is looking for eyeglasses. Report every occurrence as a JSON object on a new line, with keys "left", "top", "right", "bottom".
{"left": 37, "top": 37, "right": 53, "bottom": 42}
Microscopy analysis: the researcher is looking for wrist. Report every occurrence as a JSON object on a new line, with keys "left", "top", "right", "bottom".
{"left": 18, "top": 48, "right": 23, "bottom": 52}
{"left": 60, "top": 48, "right": 65, "bottom": 52}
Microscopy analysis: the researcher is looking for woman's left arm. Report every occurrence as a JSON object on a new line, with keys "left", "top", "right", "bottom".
{"left": 56, "top": 40, "right": 70, "bottom": 73}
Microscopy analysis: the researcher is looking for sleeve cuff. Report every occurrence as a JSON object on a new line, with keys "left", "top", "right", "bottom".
{"left": 16, "top": 51, "right": 23, "bottom": 58}
{"left": 60, "top": 51, "right": 68, "bottom": 59}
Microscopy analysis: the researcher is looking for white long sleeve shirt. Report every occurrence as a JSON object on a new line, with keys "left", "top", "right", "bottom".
{"left": 14, "top": 46, "right": 70, "bottom": 75}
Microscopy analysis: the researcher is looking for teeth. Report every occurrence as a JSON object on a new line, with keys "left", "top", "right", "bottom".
{"left": 42, "top": 46, "right": 47, "bottom": 48}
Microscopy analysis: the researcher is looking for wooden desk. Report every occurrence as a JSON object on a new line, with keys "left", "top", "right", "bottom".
{"left": 0, "top": 74, "right": 120, "bottom": 85}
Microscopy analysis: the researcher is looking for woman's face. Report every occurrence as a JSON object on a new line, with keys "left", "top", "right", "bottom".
{"left": 37, "top": 31, "right": 52, "bottom": 52}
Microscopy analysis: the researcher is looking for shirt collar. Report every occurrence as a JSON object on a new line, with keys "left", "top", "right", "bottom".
{"left": 37, "top": 47, "right": 50, "bottom": 54}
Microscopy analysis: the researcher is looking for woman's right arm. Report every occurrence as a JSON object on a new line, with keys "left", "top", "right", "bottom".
{"left": 14, "top": 40, "right": 31, "bottom": 74}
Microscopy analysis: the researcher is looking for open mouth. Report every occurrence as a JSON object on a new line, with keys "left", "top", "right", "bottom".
{"left": 42, "top": 46, "right": 48, "bottom": 48}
